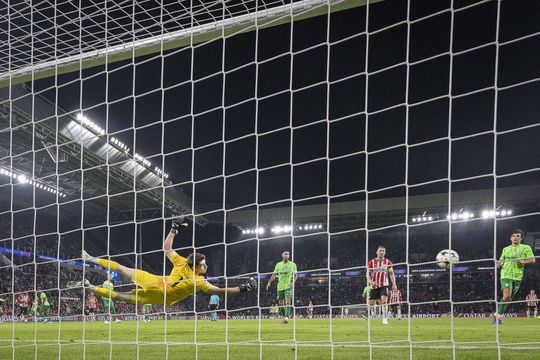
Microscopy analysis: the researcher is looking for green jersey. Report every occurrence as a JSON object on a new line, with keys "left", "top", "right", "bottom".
{"left": 40, "top": 293, "right": 49, "bottom": 307}
{"left": 362, "top": 286, "right": 370, "bottom": 298}
{"left": 102, "top": 280, "right": 114, "bottom": 299}
{"left": 499, "top": 244, "right": 534, "bottom": 281}
{"left": 273, "top": 261, "right": 297, "bottom": 291}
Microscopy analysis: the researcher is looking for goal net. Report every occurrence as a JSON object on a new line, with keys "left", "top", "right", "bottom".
{"left": 1, "top": 0, "right": 539, "bottom": 359}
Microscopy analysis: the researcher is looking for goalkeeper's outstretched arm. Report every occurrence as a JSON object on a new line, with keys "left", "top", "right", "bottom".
{"left": 205, "top": 277, "right": 257, "bottom": 296}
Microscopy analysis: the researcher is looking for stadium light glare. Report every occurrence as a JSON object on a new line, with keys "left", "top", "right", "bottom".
{"left": 77, "top": 113, "right": 106, "bottom": 136}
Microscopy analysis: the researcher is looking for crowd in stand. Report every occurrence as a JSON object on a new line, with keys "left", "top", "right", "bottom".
{"left": 0, "top": 221, "right": 538, "bottom": 321}
{"left": 1, "top": 259, "right": 537, "bottom": 320}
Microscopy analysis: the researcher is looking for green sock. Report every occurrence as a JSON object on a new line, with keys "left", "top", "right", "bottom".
{"left": 498, "top": 300, "right": 509, "bottom": 315}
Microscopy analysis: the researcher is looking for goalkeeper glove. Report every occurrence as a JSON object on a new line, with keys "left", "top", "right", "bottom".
{"left": 170, "top": 216, "right": 188, "bottom": 235}
{"left": 239, "top": 277, "right": 257, "bottom": 292}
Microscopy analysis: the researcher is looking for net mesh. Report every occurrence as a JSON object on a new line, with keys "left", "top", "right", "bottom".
{"left": 0, "top": 0, "right": 540, "bottom": 359}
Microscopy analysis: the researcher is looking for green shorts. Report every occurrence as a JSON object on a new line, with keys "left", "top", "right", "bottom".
{"left": 40, "top": 305, "right": 51, "bottom": 316}
{"left": 103, "top": 299, "right": 117, "bottom": 314}
{"left": 500, "top": 278, "right": 521, "bottom": 297}
{"left": 277, "top": 288, "right": 293, "bottom": 301}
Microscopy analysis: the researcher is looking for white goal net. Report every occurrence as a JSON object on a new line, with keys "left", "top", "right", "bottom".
{"left": 1, "top": 0, "right": 540, "bottom": 359}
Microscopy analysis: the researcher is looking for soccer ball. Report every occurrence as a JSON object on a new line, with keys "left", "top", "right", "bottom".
{"left": 436, "top": 249, "right": 459, "bottom": 269}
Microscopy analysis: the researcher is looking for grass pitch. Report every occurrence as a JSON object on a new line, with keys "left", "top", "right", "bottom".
{"left": 0, "top": 317, "right": 539, "bottom": 359}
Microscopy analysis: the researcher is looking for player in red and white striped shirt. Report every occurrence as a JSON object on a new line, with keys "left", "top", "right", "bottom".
{"left": 17, "top": 293, "right": 30, "bottom": 322}
{"left": 388, "top": 289, "right": 403, "bottom": 320}
{"left": 366, "top": 245, "right": 397, "bottom": 325}
{"left": 526, "top": 289, "right": 537, "bottom": 318}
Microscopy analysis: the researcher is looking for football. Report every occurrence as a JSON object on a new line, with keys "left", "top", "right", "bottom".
{"left": 436, "top": 249, "right": 459, "bottom": 269}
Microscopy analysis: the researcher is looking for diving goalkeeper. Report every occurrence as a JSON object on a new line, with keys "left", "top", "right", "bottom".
{"left": 68, "top": 217, "right": 257, "bottom": 304}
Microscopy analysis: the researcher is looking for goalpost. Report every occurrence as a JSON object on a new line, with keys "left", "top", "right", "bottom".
{"left": 0, "top": 0, "right": 540, "bottom": 359}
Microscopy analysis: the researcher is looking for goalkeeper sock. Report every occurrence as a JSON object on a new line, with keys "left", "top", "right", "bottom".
{"left": 497, "top": 300, "right": 509, "bottom": 315}
{"left": 94, "top": 287, "right": 118, "bottom": 300}
{"left": 94, "top": 258, "right": 120, "bottom": 271}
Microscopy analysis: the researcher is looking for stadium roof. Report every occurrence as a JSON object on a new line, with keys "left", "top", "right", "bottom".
{"left": 0, "top": 84, "right": 207, "bottom": 226}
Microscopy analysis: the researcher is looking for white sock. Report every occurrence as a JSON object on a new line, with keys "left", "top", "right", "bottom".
{"left": 382, "top": 304, "right": 388, "bottom": 319}
{"left": 397, "top": 308, "right": 401, "bottom": 319}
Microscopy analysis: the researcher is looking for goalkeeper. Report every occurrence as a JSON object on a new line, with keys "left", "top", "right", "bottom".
{"left": 69, "top": 217, "right": 257, "bottom": 304}
{"left": 494, "top": 229, "right": 535, "bottom": 324}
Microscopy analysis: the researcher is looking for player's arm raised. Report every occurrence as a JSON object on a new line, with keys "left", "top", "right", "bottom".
{"left": 163, "top": 217, "right": 188, "bottom": 260}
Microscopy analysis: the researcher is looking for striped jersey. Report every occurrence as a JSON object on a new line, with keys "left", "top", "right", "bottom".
{"left": 367, "top": 258, "right": 393, "bottom": 289}
{"left": 526, "top": 293, "right": 538, "bottom": 307}
{"left": 388, "top": 289, "right": 402, "bottom": 304}
{"left": 18, "top": 294, "right": 29, "bottom": 307}
{"left": 86, "top": 294, "right": 98, "bottom": 308}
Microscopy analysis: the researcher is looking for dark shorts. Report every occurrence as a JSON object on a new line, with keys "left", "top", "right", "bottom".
{"left": 40, "top": 305, "right": 51, "bottom": 315}
{"left": 18, "top": 306, "right": 29, "bottom": 315}
{"left": 277, "top": 288, "right": 293, "bottom": 301}
{"left": 369, "top": 287, "right": 388, "bottom": 300}
{"left": 85, "top": 307, "right": 96, "bottom": 315}
{"left": 209, "top": 304, "right": 218, "bottom": 311}
{"left": 528, "top": 306, "right": 537, "bottom": 311}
